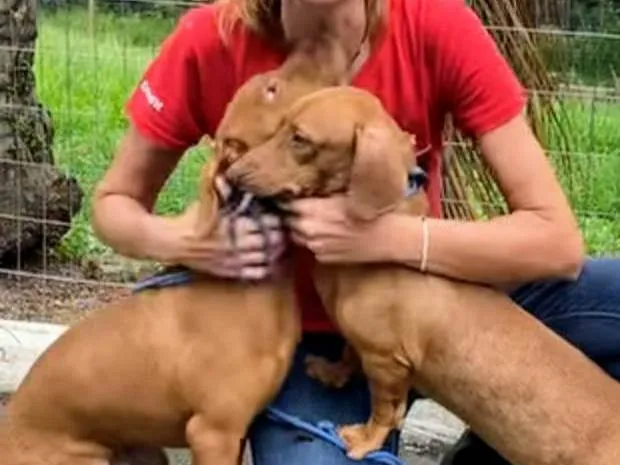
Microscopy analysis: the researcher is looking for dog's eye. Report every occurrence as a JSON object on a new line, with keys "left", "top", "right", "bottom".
{"left": 290, "top": 132, "right": 316, "bottom": 164}
{"left": 291, "top": 132, "right": 311, "bottom": 147}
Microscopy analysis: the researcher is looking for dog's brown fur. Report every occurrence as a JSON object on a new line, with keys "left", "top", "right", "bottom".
{"left": 213, "top": 32, "right": 348, "bottom": 168}
{"left": 225, "top": 86, "right": 620, "bottom": 465}
{"left": 0, "top": 35, "right": 349, "bottom": 465}
{"left": 0, "top": 157, "right": 299, "bottom": 465}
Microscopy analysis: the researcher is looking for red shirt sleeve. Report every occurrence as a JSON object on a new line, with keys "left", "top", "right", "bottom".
{"left": 125, "top": 6, "right": 230, "bottom": 151}
{"left": 425, "top": 0, "right": 527, "bottom": 138}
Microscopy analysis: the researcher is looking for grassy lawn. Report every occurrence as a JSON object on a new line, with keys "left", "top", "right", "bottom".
{"left": 34, "top": 7, "right": 620, "bottom": 264}
{"left": 35, "top": 7, "right": 205, "bottom": 260}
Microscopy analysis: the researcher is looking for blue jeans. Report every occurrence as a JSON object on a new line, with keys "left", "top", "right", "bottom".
{"left": 247, "top": 257, "right": 620, "bottom": 465}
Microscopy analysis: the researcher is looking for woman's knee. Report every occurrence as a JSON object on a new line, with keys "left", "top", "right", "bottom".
{"left": 511, "top": 257, "right": 620, "bottom": 378}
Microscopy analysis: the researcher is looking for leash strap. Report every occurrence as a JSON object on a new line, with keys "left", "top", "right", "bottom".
{"left": 132, "top": 267, "right": 194, "bottom": 293}
{"left": 264, "top": 406, "right": 406, "bottom": 465}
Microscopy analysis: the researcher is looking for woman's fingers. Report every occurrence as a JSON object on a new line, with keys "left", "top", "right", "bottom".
{"left": 220, "top": 215, "right": 285, "bottom": 251}
{"left": 181, "top": 210, "right": 289, "bottom": 280}
{"left": 234, "top": 229, "right": 285, "bottom": 252}
{"left": 204, "top": 262, "right": 272, "bottom": 281}
{"left": 218, "top": 245, "right": 286, "bottom": 280}
{"left": 222, "top": 214, "right": 282, "bottom": 234}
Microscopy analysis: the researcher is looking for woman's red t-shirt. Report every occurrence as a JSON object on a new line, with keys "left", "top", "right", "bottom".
{"left": 126, "top": 0, "right": 526, "bottom": 333}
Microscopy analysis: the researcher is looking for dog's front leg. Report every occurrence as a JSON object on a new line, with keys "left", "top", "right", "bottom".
{"left": 186, "top": 415, "right": 245, "bottom": 465}
{"left": 338, "top": 355, "right": 409, "bottom": 460}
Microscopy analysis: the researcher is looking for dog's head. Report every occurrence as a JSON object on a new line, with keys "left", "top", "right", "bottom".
{"left": 224, "top": 87, "right": 420, "bottom": 221}
{"left": 214, "top": 32, "right": 348, "bottom": 170}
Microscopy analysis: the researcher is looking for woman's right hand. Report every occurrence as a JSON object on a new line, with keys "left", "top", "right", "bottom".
{"left": 157, "top": 179, "right": 288, "bottom": 281}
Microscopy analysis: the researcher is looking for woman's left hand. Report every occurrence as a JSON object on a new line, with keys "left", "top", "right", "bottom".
{"left": 282, "top": 196, "right": 408, "bottom": 264}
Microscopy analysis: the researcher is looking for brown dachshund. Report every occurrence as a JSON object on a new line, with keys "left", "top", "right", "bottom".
{"left": 225, "top": 86, "right": 620, "bottom": 465}
{"left": 0, "top": 157, "right": 299, "bottom": 465}
{"left": 0, "top": 35, "right": 349, "bottom": 465}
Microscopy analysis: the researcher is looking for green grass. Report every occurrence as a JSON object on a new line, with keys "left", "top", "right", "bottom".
{"left": 34, "top": 7, "right": 620, "bottom": 262}
{"left": 545, "top": 99, "right": 620, "bottom": 254}
{"left": 35, "top": 7, "right": 207, "bottom": 259}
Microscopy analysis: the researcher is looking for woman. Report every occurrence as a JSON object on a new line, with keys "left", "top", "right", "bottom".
{"left": 92, "top": 0, "right": 620, "bottom": 463}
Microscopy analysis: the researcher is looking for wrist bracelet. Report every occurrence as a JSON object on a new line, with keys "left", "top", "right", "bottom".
{"left": 420, "top": 216, "right": 429, "bottom": 273}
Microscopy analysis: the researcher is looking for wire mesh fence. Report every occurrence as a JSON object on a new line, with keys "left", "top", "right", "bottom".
{"left": 0, "top": 0, "right": 618, "bottom": 326}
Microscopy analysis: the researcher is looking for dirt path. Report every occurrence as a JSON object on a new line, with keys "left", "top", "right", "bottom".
{"left": 0, "top": 255, "right": 150, "bottom": 325}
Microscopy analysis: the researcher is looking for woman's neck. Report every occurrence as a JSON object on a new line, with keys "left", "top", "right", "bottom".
{"left": 281, "top": 0, "right": 368, "bottom": 63}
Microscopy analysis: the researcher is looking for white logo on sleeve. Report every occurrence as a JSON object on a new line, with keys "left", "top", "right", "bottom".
{"left": 140, "top": 80, "right": 164, "bottom": 112}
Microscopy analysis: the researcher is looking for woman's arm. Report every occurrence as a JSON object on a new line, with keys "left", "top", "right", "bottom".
{"left": 285, "top": 1, "right": 584, "bottom": 286}
{"left": 389, "top": 0, "right": 585, "bottom": 284}
{"left": 284, "top": 114, "right": 584, "bottom": 286}
{"left": 92, "top": 126, "right": 187, "bottom": 263}
{"left": 93, "top": 125, "right": 286, "bottom": 279}
{"left": 389, "top": 114, "right": 584, "bottom": 285}
{"left": 93, "top": 6, "right": 285, "bottom": 279}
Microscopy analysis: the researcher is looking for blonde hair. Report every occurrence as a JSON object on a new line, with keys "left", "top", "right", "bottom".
{"left": 216, "top": 0, "right": 386, "bottom": 46}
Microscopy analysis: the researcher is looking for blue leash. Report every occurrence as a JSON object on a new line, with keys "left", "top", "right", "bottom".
{"left": 131, "top": 167, "right": 428, "bottom": 465}
{"left": 132, "top": 267, "right": 194, "bottom": 293}
{"left": 264, "top": 406, "right": 406, "bottom": 465}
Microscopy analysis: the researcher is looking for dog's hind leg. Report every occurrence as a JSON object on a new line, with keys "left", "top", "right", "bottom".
{"left": 304, "top": 344, "right": 361, "bottom": 388}
{"left": 186, "top": 415, "right": 245, "bottom": 465}
{"left": 337, "top": 355, "right": 409, "bottom": 460}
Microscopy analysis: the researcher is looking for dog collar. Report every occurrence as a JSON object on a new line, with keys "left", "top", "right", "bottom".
{"left": 406, "top": 166, "right": 428, "bottom": 197}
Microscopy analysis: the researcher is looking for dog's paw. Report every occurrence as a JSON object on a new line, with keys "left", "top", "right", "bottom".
{"left": 338, "top": 423, "right": 389, "bottom": 460}
{"left": 304, "top": 354, "right": 352, "bottom": 388}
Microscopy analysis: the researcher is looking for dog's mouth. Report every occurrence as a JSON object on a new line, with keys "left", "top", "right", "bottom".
{"left": 225, "top": 166, "right": 302, "bottom": 198}
{"left": 219, "top": 182, "right": 285, "bottom": 218}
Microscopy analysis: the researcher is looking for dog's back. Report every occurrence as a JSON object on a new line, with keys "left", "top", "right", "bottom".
{"left": 2, "top": 273, "right": 298, "bottom": 464}
{"left": 1, "top": 32, "right": 349, "bottom": 465}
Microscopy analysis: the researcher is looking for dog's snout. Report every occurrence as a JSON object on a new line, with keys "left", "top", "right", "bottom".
{"left": 224, "top": 157, "right": 257, "bottom": 185}
{"left": 223, "top": 164, "right": 243, "bottom": 185}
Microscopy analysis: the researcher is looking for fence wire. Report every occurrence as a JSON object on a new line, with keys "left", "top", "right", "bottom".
{"left": 0, "top": 0, "right": 618, "bottom": 325}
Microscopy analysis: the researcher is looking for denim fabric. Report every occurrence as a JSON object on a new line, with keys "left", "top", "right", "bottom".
{"left": 248, "top": 334, "right": 402, "bottom": 465}
{"left": 248, "top": 257, "right": 620, "bottom": 465}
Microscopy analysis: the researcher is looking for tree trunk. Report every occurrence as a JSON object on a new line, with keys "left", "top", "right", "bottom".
{"left": 0, "top": 0, "right": 83, "bottom": 266}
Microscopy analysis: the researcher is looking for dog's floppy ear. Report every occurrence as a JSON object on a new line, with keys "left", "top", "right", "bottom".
{"left": 346, "top": 122, "right": 413, "bottom": 222}
{"left": 194, "top": 156, "right": 223, "bottom": 238}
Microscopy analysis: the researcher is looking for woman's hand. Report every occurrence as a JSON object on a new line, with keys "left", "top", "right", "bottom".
{"left": 93, "top": 128, "right": 286, "bottom": 281}
{"left": 174, "top": 214, "right": 287, "bottom": 280}
{"left": 282, "top": 196, "right": 410, "bottom": 264}
{"left": 161, "top": 179, "right": 288, "bottom": 280}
